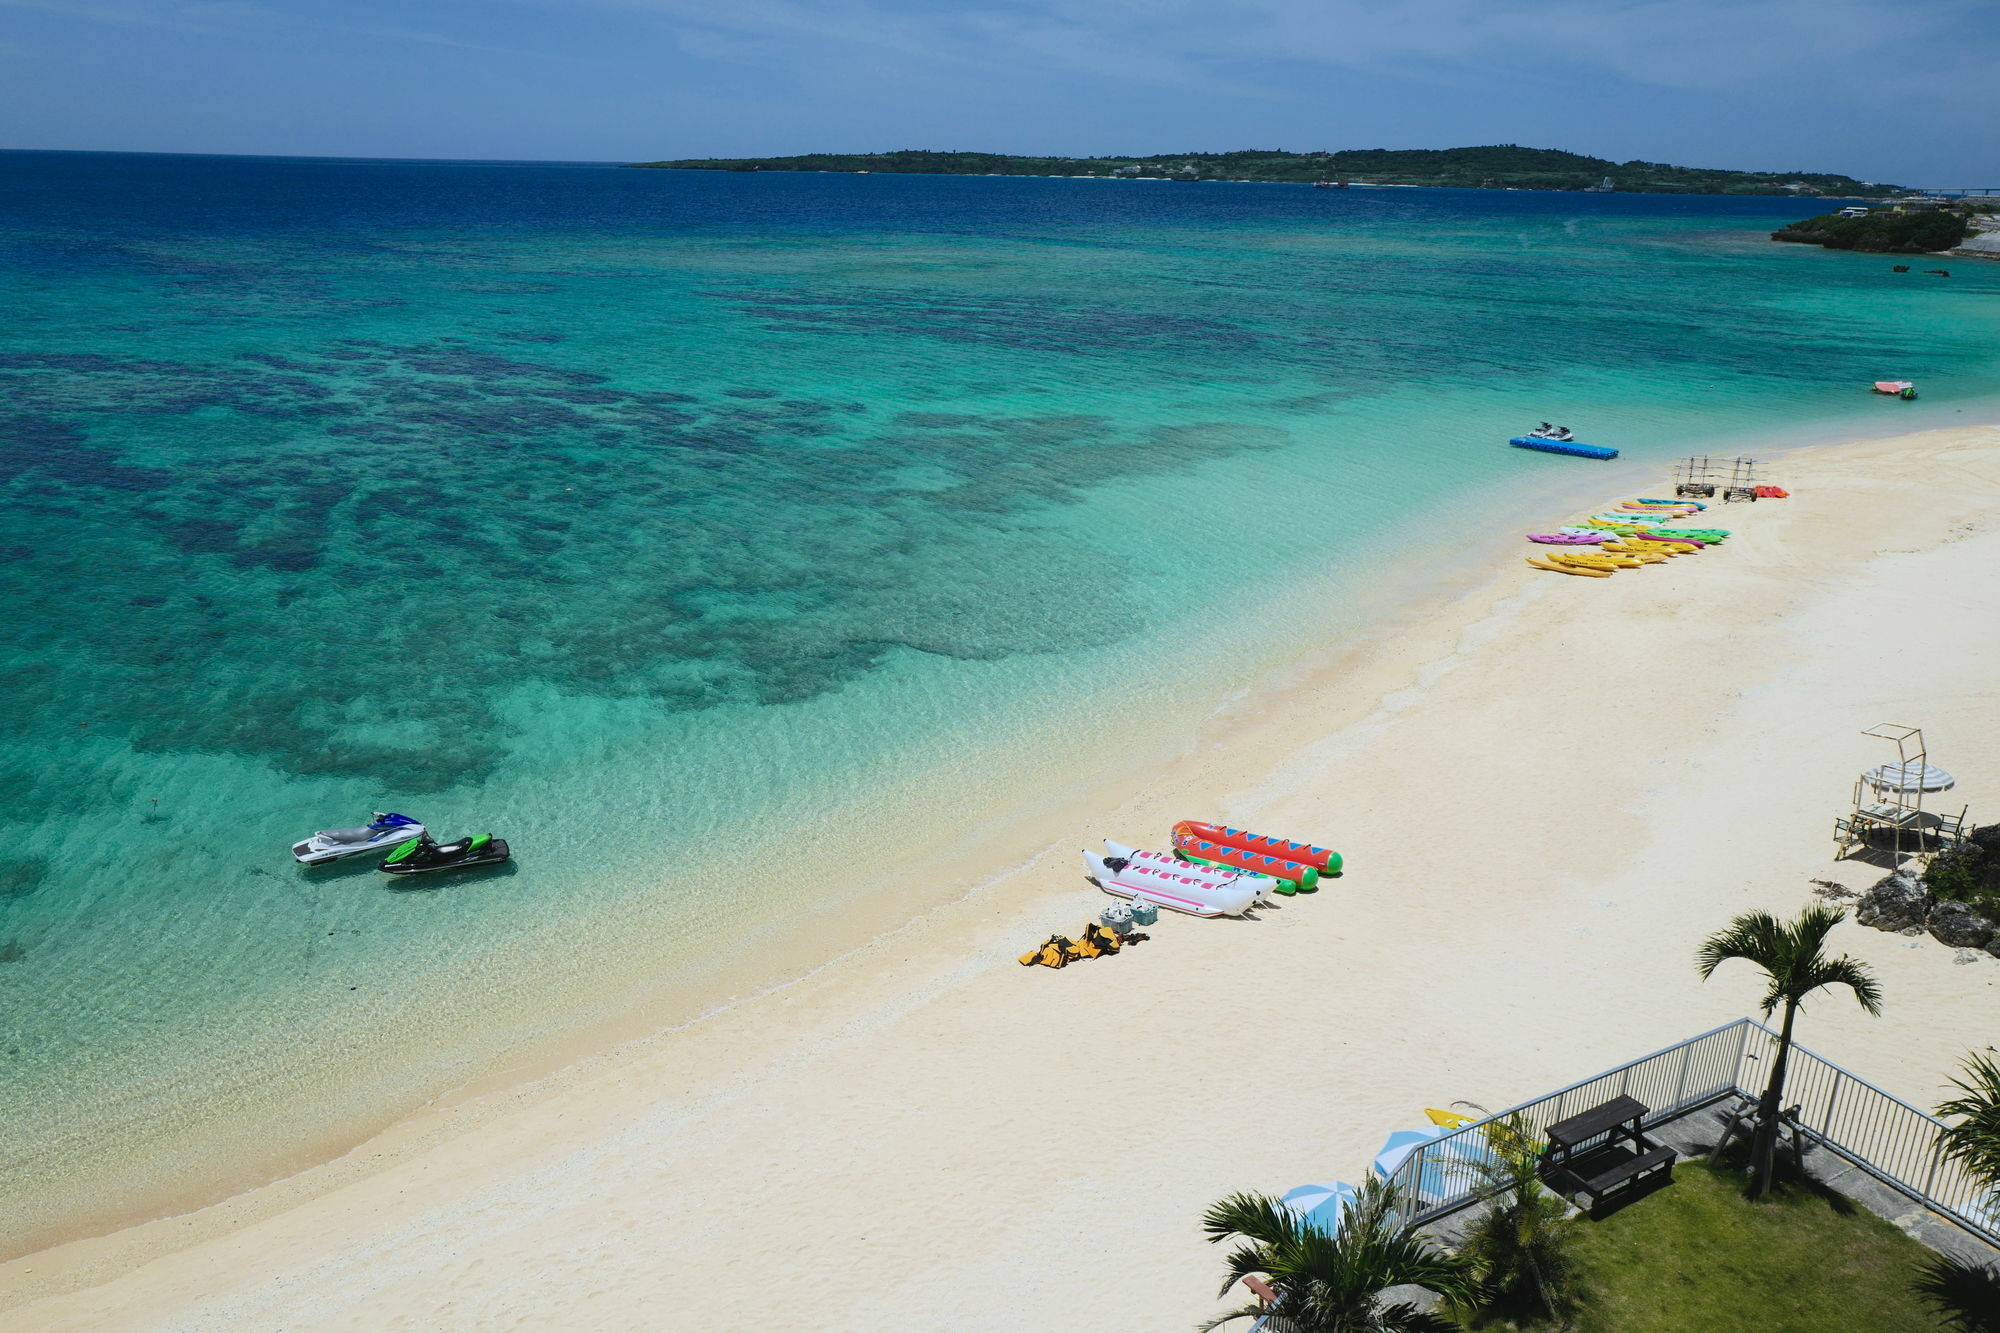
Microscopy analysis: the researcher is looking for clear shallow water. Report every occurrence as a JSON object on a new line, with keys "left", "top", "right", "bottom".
{"left": 5, "top": 151, "right": 2000, "bottom": 1248}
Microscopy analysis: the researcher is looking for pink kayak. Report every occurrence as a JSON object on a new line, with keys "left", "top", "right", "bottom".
{"left": 1528, "top": 532, "right": 1609, "bottom": 545}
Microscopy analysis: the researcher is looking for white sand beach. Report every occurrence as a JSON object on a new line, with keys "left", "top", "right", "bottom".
{"left": 7, "top": 423, "right": 2000, "bottom": 1331}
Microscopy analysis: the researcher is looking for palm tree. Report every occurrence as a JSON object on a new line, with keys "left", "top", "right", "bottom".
{"left": 1199, "top": 1176, "right": 1476, "bottom": 1332}
{"left": 1912, "top": 1254, "right": 2000, "bottom": 1332}
{"left": 1915, "top": 1050, "right": 2000, "bottom": 1328}
{"left": 1937, "top": 1050, "right": 2000, "bottom": 1192}
{"left": 1449, "top": 1110, "right": 1581, "bottom": 1327}
{"left": 1696, "top": 903, "right": 1883, "bottom": 1199}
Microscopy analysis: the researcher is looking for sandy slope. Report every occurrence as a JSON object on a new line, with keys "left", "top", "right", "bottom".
{"left": 7, "top": 424, "right": 2000, "bottom": 1331}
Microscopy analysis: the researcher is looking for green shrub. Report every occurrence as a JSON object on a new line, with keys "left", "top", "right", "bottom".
{"left": 1925, "top": 828, "right": 2000, "bottom": 920}
{"left": 1928, "top": 856, "right": 1982, "bottom": 903}
{"left": 1771, "top": 210, "right": 1968, "bottom": 253}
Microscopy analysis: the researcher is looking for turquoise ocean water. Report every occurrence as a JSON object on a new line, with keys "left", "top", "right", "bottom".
{"left": 4, "top": 151, "right": 2000, "bottom": 1249}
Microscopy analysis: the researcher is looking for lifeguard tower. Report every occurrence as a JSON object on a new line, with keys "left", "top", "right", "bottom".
{"left": 1835, "top": 724, "right": 1971, "bottom": 865}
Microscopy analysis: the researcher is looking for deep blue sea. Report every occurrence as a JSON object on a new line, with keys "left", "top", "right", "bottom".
{"left": 5, "top": 150, "right": 1998, "bottom": 1249}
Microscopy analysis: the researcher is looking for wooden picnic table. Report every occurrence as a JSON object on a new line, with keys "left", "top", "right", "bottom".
{"left": 1540, "top": 1094, "right": 1675, "bottom": 1215}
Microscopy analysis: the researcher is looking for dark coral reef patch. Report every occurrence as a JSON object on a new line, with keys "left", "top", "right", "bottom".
{"left": 0, "top": 341, "right": 1283, "bottom": 790}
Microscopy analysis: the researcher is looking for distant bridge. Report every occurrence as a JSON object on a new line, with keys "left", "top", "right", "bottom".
{"left": 1910, "top": 187, "right": 2000, "bottom": 198}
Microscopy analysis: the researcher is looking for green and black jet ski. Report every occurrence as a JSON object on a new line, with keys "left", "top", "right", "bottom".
{"left": 379, "top": 833, "right": 511, "bottom": 876}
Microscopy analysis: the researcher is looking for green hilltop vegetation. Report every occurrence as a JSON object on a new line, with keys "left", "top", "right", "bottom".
{"left": 626, "top": 145, "right": 1900, "bottom": 197}
{"left": 1772, "top": 208, "right": 1969, "bottom": 253}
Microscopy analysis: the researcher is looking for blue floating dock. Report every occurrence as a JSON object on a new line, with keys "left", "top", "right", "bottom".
{"left": 1509, "top": 436, "right": 1619, "bottom": 460}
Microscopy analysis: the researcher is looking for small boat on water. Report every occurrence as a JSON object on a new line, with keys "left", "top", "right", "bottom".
{"left": 1873, "top": 381, "right": 1917, "bottom": 399}
{"left": 1510, "top": 437, "right": 1619, "bottom": 461}
{"left": 292, "top": 812, "right": 425, "bottom": 865}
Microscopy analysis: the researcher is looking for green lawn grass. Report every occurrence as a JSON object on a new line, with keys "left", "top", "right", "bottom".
{"left": 1553, "top": 1159, "right": 1940, "bottom": 1332}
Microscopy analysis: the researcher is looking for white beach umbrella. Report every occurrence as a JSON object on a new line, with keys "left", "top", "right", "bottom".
{"left": 1279, "top": 1180, "right": 1359, "bottom": 1234}
{"left": 1864, "top": 762, "right": 1955, "bottom": 794}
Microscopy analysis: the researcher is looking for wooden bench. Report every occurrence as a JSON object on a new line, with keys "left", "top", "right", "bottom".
{"left": 1540, "top": 1094, "right": 1676, "bottom": 1215}
{"left": 1570, "top": 1144, "right": 1676, "bottom": 1206}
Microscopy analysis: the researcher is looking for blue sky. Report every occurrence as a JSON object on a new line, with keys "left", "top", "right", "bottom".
{"left": 1, "top": 0, "right": 1993, "bottom": 182}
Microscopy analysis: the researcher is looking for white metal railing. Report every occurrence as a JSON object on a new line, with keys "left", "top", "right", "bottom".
{"left": 1384, "top": 1019, "right": 1748, "bottom": 1226}
{"left": 1742, "top": 1023, "right": 1998, "bottom": 1240}
{"left": 1385, "top": 1018, "right": 1997, "bottom": 1247}
{"left": 1237, "top": 1023, "right": 1995, "bottom": 1330}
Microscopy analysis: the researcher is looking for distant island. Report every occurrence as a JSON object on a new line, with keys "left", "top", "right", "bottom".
{"left": 626, "top": 145, "right": 1901, "bottom": 197}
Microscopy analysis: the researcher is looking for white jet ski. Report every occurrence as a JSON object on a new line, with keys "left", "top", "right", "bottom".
{"left": 293, "top": 812, "right": 425, "bottom": 865}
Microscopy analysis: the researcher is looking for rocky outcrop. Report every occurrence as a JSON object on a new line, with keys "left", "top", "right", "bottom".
{"left": 1855, "top": 870, "right": 1929, "bottom": 932}
{"left": 1773, "top": 210, "right": 1968, "bottom": 254}
{"left": 1929, "top": 900, "right": 1998, "bottom": 950}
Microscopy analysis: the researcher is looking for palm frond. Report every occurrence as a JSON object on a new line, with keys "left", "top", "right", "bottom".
{"left": 1912, "top": 1254, "right": 2000, "bottom": 1332}
{"left": 1696, "top": 909, "right": 1785, "bottom": 981}
{"left": 1806, "top": 953, "right": 1885, "bottom": 1016}
{"left": 1203, "top": 1191, "right": 1304, "bottom": 1249}
{"left": 1369, "top": 1301, "right": 1464, "bottom": 1332}
{"left": 1455, "top": 1168, "right": 1582, "bottom": 1323}
{"left": 1215, "top": 1242, "right": 1274, "bottom": 1298}
{"left": 1341, "top": 1173, "right": 1401, "bottom": 1237}
{"left": 1199, "top": 1180, "right": 1477, "bottom": 1331}
{"left": 1194, "top": 1300, "right": 1277, "bottom": 1332}
{"left": 1697, "top": 904, "right": 1880, "bottom": 1014}
{"left": 1790, "top": 901, "right": 1850, "bottom": 952}
{"left": 1938, "top": 1052, "right": 2000, "bottom": 1193}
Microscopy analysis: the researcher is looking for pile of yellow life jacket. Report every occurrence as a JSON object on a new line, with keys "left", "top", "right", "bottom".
{"left": 1018, "top": 922, "right": 1148, "bottom": 969}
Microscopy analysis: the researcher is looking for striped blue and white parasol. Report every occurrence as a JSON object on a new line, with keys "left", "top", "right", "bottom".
{"left": 1279, "top": 1180, "right": 1359, "bottom": 1234}
{"left": 1372, "top": 1125, "right": 1496, "bottom": 1205}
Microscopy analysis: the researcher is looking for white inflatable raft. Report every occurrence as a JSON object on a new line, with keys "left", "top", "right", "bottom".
{"left": 1103, "top": 840, "right": 1268, "bottom": 890}
{"left": 1083, "top": 845, "right": 1273, "bottom": 917}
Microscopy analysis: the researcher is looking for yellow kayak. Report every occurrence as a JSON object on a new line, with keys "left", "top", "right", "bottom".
{"left": 1526, "top": 555, "right": 1611, "bottom": 578}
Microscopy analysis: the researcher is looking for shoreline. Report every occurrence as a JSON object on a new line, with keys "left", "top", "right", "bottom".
{"left": 10, "top": 420, "right": 2000, "bottom": 1327}
{"left": 0, "top": 432, "right": 1619, "bottom": 1259}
